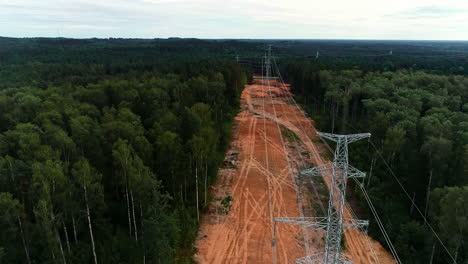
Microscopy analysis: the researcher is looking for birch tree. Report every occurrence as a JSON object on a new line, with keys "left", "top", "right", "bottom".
{"left": 72, "top": 158, "right": 104, "bottom": 264}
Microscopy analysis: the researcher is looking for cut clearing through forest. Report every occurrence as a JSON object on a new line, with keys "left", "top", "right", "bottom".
{"left": 195, "top": 78, "right": 395, "bottom": 264}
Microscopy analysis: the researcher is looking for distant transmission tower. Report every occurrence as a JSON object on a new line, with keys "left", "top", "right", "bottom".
{"left": 275, "top": 132, "right": 370, "bottom": 264}
{"left": 263, "top": 45, "right": 273, "bottom": 78}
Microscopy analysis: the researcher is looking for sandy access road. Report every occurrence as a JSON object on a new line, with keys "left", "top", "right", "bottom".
{"left": 195, "top": 79, "right": 395, "bottom": 264}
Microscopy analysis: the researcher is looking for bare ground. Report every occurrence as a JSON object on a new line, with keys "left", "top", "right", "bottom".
{"left": 195, "top": 79, "right": 395, "bottom": 264}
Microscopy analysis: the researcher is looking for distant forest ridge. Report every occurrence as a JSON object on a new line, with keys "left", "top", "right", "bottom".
{"left": 2, "top": 37, "right": 467, "bottom": 76}
{"left": 2, "top": 37, "right": 468, "bottom": 54}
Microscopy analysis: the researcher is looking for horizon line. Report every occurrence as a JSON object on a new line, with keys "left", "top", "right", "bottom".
{"left": 1, "top": 36, "right": 468, "bottom": 42}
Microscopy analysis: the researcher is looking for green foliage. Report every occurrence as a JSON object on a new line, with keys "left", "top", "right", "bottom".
{"left": 0, "top": 193, "right": 22, "bottom": 263}
{"left": 5, "top": 36, "right": 467, "bottom": 263}
{"left": 220, "top": 195, "right": 233, "bottom": 214}
{"left": 430, "top": 186, "right": 468, "bottom": 261}
{"left": 216, "top": 193, "right": 233, "bottom": 215}
{"left": 0, "top": 38, "right": 249, "bottom": 263}
{"left": 281, "top": 127, "right": 300, "bottom": 142}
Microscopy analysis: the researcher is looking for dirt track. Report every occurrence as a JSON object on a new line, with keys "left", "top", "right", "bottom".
{"left": 195, "top": 79, "right": 395, "bottom": 264}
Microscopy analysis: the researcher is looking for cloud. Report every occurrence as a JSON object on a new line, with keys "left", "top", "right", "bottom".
{"left": 0, "top": 0, "right": 467, "bottom": 40}
{"left": 389, "top": 5, "right": 467, "bottom": 19}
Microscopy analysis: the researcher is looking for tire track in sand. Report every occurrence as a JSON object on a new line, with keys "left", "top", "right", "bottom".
{"left": 195, "top": 79, "right": 304, "bottom": 263}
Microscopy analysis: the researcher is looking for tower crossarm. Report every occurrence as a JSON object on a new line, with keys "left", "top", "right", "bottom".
{"left": 274, "top": 217, "right": 367, "bottom": 231}
{"left": 346, "top": 165, "right": 366, "bottom": 178}
{"left": 300, "top": 164, "right": 332, "bottom": 177}
{"left": 300, "top": 164, "right": 364, "bottom": 179}
{"left": 275, "top": 217, "right": 329, "bottom": 230}
{"left": 342, "top": 218, "right": 369, "bottom": 230}
{"left": 317, "top": 132, "right": 371, "bottom": 144}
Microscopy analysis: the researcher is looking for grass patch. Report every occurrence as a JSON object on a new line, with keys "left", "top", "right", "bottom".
{"left": 305, "top": 175, "right": 329, "bottom": 216}
{"left": 214, "top": 193, "right": 233, "bottom": 215}
{"left": 281, "top": 127, "right": 300, "bottom": 142}
{"left": 320, "top": 151, "right": 333, "bottom": 160}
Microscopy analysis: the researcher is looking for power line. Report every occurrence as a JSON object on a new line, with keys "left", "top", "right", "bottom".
{"left": 260, "top": 49, "right": 278, "bottom": 264}
{"left": 275, "top": 132, "right": 372, "bottom": 264}
{"left": 271, "top": 54, "right": 389, "bottom": 264}
{"left": 302, "top": 84, "right": 459, "bottom": 263}
{"left": 369, "top": 140, "right": 458, "bottom": 264}
{"left": 272, "top": 57, "right": 400, "bottom": 262}
{"left": 269, "top": 48, "right": 459, "bottom": 264}
{"left": 269, "top": 48, "right": 374, "bottom": 263}
{"left": 262, "top": 46, "right": 313, "bottom": 259}
{"left": 354, "top": 177, "right": 402, "bottom": 264}
{"left": 273, "top": 55, "right": 400, "bottom": 264}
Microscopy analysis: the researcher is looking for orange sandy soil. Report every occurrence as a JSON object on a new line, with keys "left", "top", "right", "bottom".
{"left": 195, "top": 79, "right": 395, "bottom": 264}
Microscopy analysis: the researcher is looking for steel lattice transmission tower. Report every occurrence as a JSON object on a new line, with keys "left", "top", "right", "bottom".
{"left": 263, "top": 45, "right": 273, "bottom": 79}
{"left": 275, "top": 132, "right": 371, "bottom": 264}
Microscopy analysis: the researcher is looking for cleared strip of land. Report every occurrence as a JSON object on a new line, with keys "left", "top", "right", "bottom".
{"left": 195, "top": 79, "right": 395, "bottom": 264}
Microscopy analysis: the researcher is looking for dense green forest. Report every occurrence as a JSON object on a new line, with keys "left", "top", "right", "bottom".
{"left": 1, "top": 37, "right": 467, "bottom": 263}
{"left": 281, "top": 61, "right": 468, "bottom": 263}
{"left": 0, "top": 38, "right": 248, "bottom": 263}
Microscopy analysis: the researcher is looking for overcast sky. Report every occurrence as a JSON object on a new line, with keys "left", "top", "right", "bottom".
{"left": 1, "top": 0, "right": 468, "bottom": 40}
